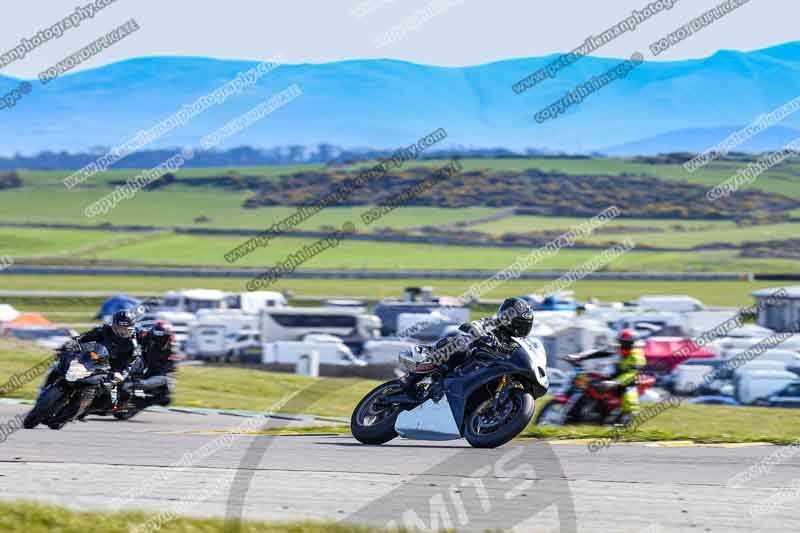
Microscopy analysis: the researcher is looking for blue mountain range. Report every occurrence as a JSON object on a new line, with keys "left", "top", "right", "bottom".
{"left": 1, "top": 42, "right": 799, "bottom": 155}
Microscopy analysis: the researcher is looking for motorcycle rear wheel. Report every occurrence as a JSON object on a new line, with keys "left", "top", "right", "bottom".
{"left": 463, "top": 389, "right": 534, "bottom": 448}
{"left": 351, "top": 381, "right": 404, "bottom": 445}
{"left": 23, "top": 387, "right": 65, "bottom": 429}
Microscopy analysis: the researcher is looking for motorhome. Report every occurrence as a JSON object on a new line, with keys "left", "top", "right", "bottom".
{"left": 374, "top": 302, "right": 468, "bottom": 336}
{"left": 161, "top": 289, "right": 228, "bottom": 313}
{"left": 396, "top": 311, "right": 459, "bottom": 342}
{"left": 226, "top": 291, "right": 287, "bottom": 313}
{"left": 185, "top": 310, "right": 258, "bottom": 361}
{"left": 259, "top": 307, "right": 381, "bottom": 351}
{"left": 635, "top": 295, "right": 704, "bottom": 313}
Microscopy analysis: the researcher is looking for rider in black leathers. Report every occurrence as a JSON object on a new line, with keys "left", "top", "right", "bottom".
{"left": 44, "top": 309, "right": 138, "bottom": 389}
{"left": 401, "top": 297, "right": 535, "bottom": 391}
{"left": 75, "top": 309, "right": 138, "bottom": 372}
{"left": 122, "top": 320, "right": 177, "bottom": 406}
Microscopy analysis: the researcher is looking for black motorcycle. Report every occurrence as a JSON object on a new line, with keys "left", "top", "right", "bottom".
{"left": 24, "top": 342, "right": 115, "bottom": 430}
{"left": 85, "top": 359, "right": 173, "bottom": 421}
{"left": 351, "top": 337, "right": 550, "bottom": 448}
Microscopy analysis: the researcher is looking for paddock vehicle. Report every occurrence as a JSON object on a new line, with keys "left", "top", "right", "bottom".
{"left": 259, "top": 306, "right": 380, "bottom": 353}
{"left": 23, "top": 342, "right": 115, "bottom": 430}
{"left": 351, "top": 337, "right": 549, "bottom": 448}
{"left": 534, "top": 357, "right": 655, "bottom": 426}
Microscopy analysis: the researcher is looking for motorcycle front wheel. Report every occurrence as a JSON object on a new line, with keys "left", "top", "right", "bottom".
{"left": 463, "top": 389, "right": 534, "bottom": 448}
{"left": 351, "top": 381, "right": 405, "bottom": 445}
{"left": 23, "top": 386, "right": 65, "bottom": 429}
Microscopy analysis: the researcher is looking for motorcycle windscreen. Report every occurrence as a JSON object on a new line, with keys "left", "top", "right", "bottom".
{"left": 395, "top": 396, "right": 461, "bottom": 441}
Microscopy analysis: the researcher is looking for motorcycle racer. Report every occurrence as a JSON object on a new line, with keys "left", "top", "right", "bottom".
{"left": 565, "top": 328, "right": 647, "bottom": 424}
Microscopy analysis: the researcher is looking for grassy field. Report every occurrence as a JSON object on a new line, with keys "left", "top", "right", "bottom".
{"left": 0, "top": 501, "right": 400, "bottom": 533}
{"left": 3, "top": 225, "right": 799, "bottom": 272}
{"left": 0, "top": 186, "right": 498, "bottom": 231}
{"left": 0, "top": 274, "right": 779, "bottom": 307}
{"left": 475, "top": 216, "right": 800, "bottom": 248}
{"left": 526, "top": 400, "right": 800, "bottom": 445}
{"left": 3, "top": 157, "right": 799, "bottom": 274}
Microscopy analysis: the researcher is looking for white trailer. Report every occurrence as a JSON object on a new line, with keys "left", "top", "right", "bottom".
{"left": 262, "top": 340, "right": 365, "bottom": 366}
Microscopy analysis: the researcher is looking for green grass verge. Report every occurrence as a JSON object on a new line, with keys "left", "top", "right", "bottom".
{"left": 0, "top": 500, "right": 413, "bottom": 533}
{"left": 0, "top": 186, "right": 498, "bottom": 231}
{"left": 0, "top": 339, "right": 377, "bottom": 418}
{"left": 525, "top": 400, "right": 800, "bottom": 446}
{"left": 4, "top": 225, "right": 798, "bottom": 272}
{"left": 475, "top": 216, "right": 800, "bottom": 249}
{"left": 0, "top": 275, "right": 777, "bottom": 308}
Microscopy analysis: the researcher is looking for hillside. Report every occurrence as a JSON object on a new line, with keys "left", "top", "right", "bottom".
{"left": 2, "top": 44, "right": 800, "bottom": 154}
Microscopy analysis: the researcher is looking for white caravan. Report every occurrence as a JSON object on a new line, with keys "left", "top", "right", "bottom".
{"left": 161, "top": 289, "right": 228, "bottom": 313}
{"left": 259, "top": 307, "right": 381, "bottom": 346}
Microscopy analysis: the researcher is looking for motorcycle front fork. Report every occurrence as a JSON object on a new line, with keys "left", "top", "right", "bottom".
{"left": 491, "top": 376, "right": 510, "bottom": 411}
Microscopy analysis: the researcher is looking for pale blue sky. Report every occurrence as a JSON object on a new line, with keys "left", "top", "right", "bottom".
{"left": 0, "top": 0, "right": 794, "bottom": 78}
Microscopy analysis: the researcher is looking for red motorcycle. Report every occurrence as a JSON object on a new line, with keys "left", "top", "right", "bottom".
{"left": 535, "top": 357, "right": 655, "bottom": 426}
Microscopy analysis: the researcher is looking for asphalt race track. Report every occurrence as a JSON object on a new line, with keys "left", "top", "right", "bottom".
{"left": 0, "top": 403, "right": 798, "bottom": 532}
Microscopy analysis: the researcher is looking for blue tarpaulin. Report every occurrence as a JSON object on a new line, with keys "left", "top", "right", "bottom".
{"left": 95, "top": 294, "right": 141, "bottom": 319}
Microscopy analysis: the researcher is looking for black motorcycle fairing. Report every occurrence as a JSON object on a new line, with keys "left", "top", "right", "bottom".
{"left": 443, "top": 342, "right": 547, "bottom": 431}
{"left": 28, "top": 350, "right": 112, "bottom": 427}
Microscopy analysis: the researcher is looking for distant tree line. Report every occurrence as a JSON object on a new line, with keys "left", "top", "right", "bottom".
{"left": 0, "top": 145, "right": 570, "bottom": 170}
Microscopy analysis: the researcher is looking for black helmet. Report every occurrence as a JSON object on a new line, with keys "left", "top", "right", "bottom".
{"left": 496, "top": 297, "right": 534, "bottom": 338}
{"left": 112, "top": 309, "right": 136, "bottom": 339}
{"left": 146, "top": 320, "right": 174, "bottom": 353}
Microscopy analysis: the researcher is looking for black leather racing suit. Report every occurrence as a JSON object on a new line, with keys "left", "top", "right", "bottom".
{"left": 403, "top": 317, "right": 516, "bottom": 390}
{"left": 125, "top": 333, "right": 177, "bottom": 405}
{"left": 76, "top": 325, "right": 138, "bottom": 373}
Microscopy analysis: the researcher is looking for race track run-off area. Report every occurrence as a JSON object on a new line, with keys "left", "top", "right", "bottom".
{"left": 0, "top": 404, "right": 797, "bottom": 532}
